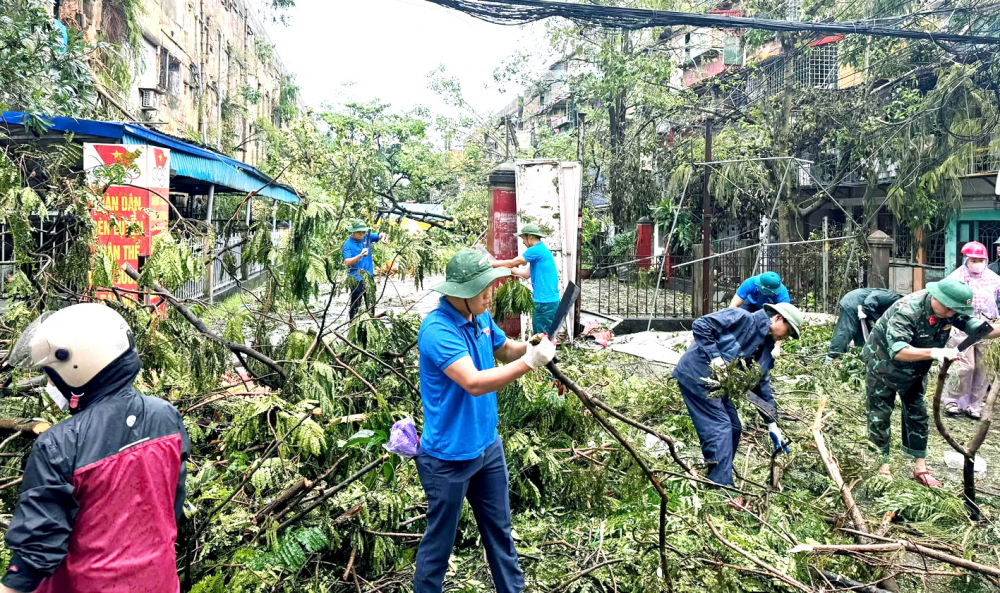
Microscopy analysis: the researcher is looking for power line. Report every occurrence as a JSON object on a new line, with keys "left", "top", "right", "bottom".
{"left": 423, "top": 0, "right": 1000, "bottom": 44}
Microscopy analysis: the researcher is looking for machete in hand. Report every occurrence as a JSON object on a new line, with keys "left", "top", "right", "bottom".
{"left": 857, "top": 305, "right": 870, "bottom": 343}
{"left": 548, "top": 281, "right": 581, "bottom": 338}
{"left": 529, "top": 282, "right": 581, "bottom": 364}
{"left": 745, "top": 392, "right": 778, "bottom": 425}
{"left": 957, "top": 321, "right": 994, "bottom": 352}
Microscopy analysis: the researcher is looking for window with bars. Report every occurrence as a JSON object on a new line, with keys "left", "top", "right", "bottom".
{"left": 976, "top": 221, "right": 1000, "bottom": 248}
{"left": 745, "top": 59, "right": 786, "bottom": 102}
{"left": 794, "top": 44, "right": 839, "bottom": 89}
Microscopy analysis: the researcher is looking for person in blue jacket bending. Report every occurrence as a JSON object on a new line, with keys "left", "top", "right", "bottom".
{"left": 729, "top": 271, "right": 790, "bottom": 312}
{"left": 672, "top": 303, "right": 803, "bottom": 506}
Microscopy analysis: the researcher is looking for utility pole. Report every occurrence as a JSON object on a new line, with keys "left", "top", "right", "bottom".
{"left": 573, "top": 111, "right": 586, "bottom": 337}
{"left": 701, "top": 119, "right": 713, "bottom": 315}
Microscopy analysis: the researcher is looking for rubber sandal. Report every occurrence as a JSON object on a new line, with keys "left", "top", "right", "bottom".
{"left": 968, "top": 410, "right": 982, "bottom": 420}
{"left": 912, "top": 470, "right": 942, "bottom": 488}
{"left": 945, "top": 403, "right": 961, "bottom": 416}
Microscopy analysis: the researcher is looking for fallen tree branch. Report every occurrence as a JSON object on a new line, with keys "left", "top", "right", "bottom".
{"left": 932, "top": 361, "right": 998, "bottom": 520}
{"left": 820, "top": 570, "right": 893, "bottom": 593}
{"left": 0, "top": 418, "right": 51, "bottom": 437}
{"left": 587, "top": 395, "right": 692, "bottom": 475}
{"left": 253, "top": 478, "right": 313, "bottom": 525}
{"left": 329, "top": 330, "right": 418, "bottom": 395}
{"left": 277, "top": 454, "right": 390, "bottom": 532}
{"left": 810, "top": 392, "right": 868, "bottom": 539}
{"left": 789, "top": 540, "right": 1000, "bottom": 579}
{"left": 706, "top": 518, "right": 814, "bottom": 592}
{"left": 122, "top": 264, "right": 288, "bottom": 383}
{"left": 547, "top": 362, "right": 671, "bottom": 583}
{"left": 552, "top": 558, "right": 623, "bottom": 593}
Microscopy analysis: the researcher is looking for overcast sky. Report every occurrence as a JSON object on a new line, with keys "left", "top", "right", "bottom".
{"left": 266, "top": 0, "right": 551, "bottom": 119}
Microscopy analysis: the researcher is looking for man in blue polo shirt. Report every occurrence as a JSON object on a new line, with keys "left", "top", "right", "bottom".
{"left": 342, "top": 219, "right": 383, "bottom": 320}
{"left": 492, "top": 223, "right": 560, "bottom": 334}
{"left": 415, "top": 249, "right": 556, "bottom": 593}
{"left": 729, "top": 271, "right": 790, "bottom": 313}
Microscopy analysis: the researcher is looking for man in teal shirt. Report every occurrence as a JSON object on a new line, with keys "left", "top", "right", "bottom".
{"left": 492, "top": 224, "right": 560, "bottom": 334}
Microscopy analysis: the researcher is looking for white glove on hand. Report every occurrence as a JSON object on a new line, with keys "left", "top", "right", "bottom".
{"left": 710, "top": 357, "right": 726, "bottom": 369}
{"left": 522, "top": 337, "right": 556, "bottom": 370}
{"left": 930, "top": 347, "right": 960, "bottom": 363}
{"left": 857, "top": 305, "right": 867, "bottom": 320}
{"left": 360, "top": 247, "right": 370, "bottom": 257}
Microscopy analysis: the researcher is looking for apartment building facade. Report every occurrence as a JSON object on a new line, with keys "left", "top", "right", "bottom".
{"left": 53, "top": 0, "right": 289, "bottom": 168}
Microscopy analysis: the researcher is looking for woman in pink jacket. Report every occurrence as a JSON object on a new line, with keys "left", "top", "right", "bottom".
{"left": 943, "top": 241, "right": 1000, "bottom": 419}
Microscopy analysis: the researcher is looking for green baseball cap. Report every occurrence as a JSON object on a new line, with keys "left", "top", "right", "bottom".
{"left": 763, "top": 302, "right": 804, "bottom": 339}
{"left": 431, "top": 248, "right": 511, "bottom": 298}
{"left": 927, "top": 278, "right": 973, "bottom": 314}
{"left": 347, "top": 220, "right": 369, "bottom": 233}
{"left": 516, "top": 223, "right": 549, "bottom": 238}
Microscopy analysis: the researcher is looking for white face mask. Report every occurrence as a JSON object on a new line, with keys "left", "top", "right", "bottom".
{"left": 969, "top": 261, "right": 986, "bottom": 274}
{"left": 44, "top": 382, "right": 69, "bottom": 410}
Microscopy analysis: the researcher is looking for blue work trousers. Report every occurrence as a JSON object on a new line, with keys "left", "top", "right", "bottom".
{"left": 413, "top": 436, "right": 524, "bottom": 593}
{"left": 678, "top": 382, "right": 743, "bottom": 486}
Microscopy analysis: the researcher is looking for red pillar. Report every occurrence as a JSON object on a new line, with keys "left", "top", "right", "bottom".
{"left": 636, "top": 217, "right": 653, "bottom": 270}
{"left": 488, "top": 164, "right": 521, "bottom": 337}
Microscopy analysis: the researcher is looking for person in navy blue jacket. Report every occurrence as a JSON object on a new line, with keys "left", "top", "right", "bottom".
{"left": 672, "top": 303, "right": 803, "bottom": 498}
{"left": 415, "top": 249, "right": 556, "bottom": 593}
{"left": 2, "top": 303, "right": 189, "bottom": 593}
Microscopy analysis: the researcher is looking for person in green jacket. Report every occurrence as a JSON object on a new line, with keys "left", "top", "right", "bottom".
{"left": 826, "top": 288, "right": 902, "bottom": 360}
{"left": 861, "top": 278, "right": 1000, "bottom": 487}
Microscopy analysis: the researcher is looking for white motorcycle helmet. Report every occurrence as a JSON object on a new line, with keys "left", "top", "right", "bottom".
{"left": 11, "top": 303, "right": 135, "bottom": 388}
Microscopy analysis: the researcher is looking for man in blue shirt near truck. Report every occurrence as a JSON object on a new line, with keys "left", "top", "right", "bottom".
{"left": 492, "top": 223, "right": 560, "bottom": 334}
{"left": 342, "top": 219, "right": 384, "bottom": 320}
{"left": 415, "top": 249, "right": 556, "bottom": 593}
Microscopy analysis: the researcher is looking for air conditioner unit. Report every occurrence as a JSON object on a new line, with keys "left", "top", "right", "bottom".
{"left": 139, "top": 88, "right": 159, "bottom": 110}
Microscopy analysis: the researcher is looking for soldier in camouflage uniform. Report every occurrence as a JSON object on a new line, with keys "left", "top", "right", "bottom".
{"left": 826, "top": 288, "right": 902, "bottom": 360}
{"left": 862, "top": 278, "right": 1000, "bottom": 487}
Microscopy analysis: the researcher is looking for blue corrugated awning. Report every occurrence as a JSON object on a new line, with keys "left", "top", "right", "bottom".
{"left": 1, "top": 112, "right": 302, "bottom": 205}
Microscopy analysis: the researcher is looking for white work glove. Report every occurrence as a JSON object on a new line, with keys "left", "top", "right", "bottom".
{"left": 768, "top": 422, "right": 789, "bottom": 454}
{"left": 360, "top": 247, "right": 369, "bottom": 257}
{"left": 710, "top": 357, "right": 726, "bottom": 369}
{"left": 857, "top": 305, "right": 867, "bottom": 320}
{"left": 930, "top": 348, "right": 960, "bottom": 363}
{"left": 521, "top": 337, "right": 556, "bottom": 370}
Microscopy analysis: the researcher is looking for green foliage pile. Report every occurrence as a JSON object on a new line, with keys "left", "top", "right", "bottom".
{"left": 704, "top": 358, "right": 764, "bottom": 400}
{"left": 492, "top": 279, "right": 536, "bottom": 323}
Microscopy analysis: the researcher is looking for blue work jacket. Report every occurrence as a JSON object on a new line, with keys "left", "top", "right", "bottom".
{"left": 673, "top": 308, "right": 777, "bottom": 409}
